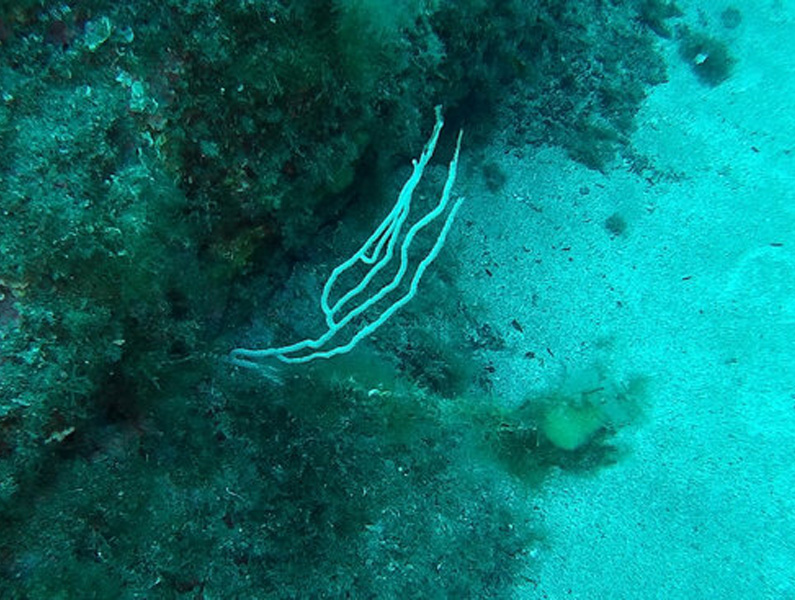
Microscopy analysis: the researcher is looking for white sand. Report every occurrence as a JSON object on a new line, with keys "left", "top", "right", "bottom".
{"left": 453, "top": 1, "right": 795, "bottom": 596}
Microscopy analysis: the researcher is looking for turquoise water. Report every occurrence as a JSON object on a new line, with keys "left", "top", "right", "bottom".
{"left": 1, "top": 1, "right": 792, "bottom": 597}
